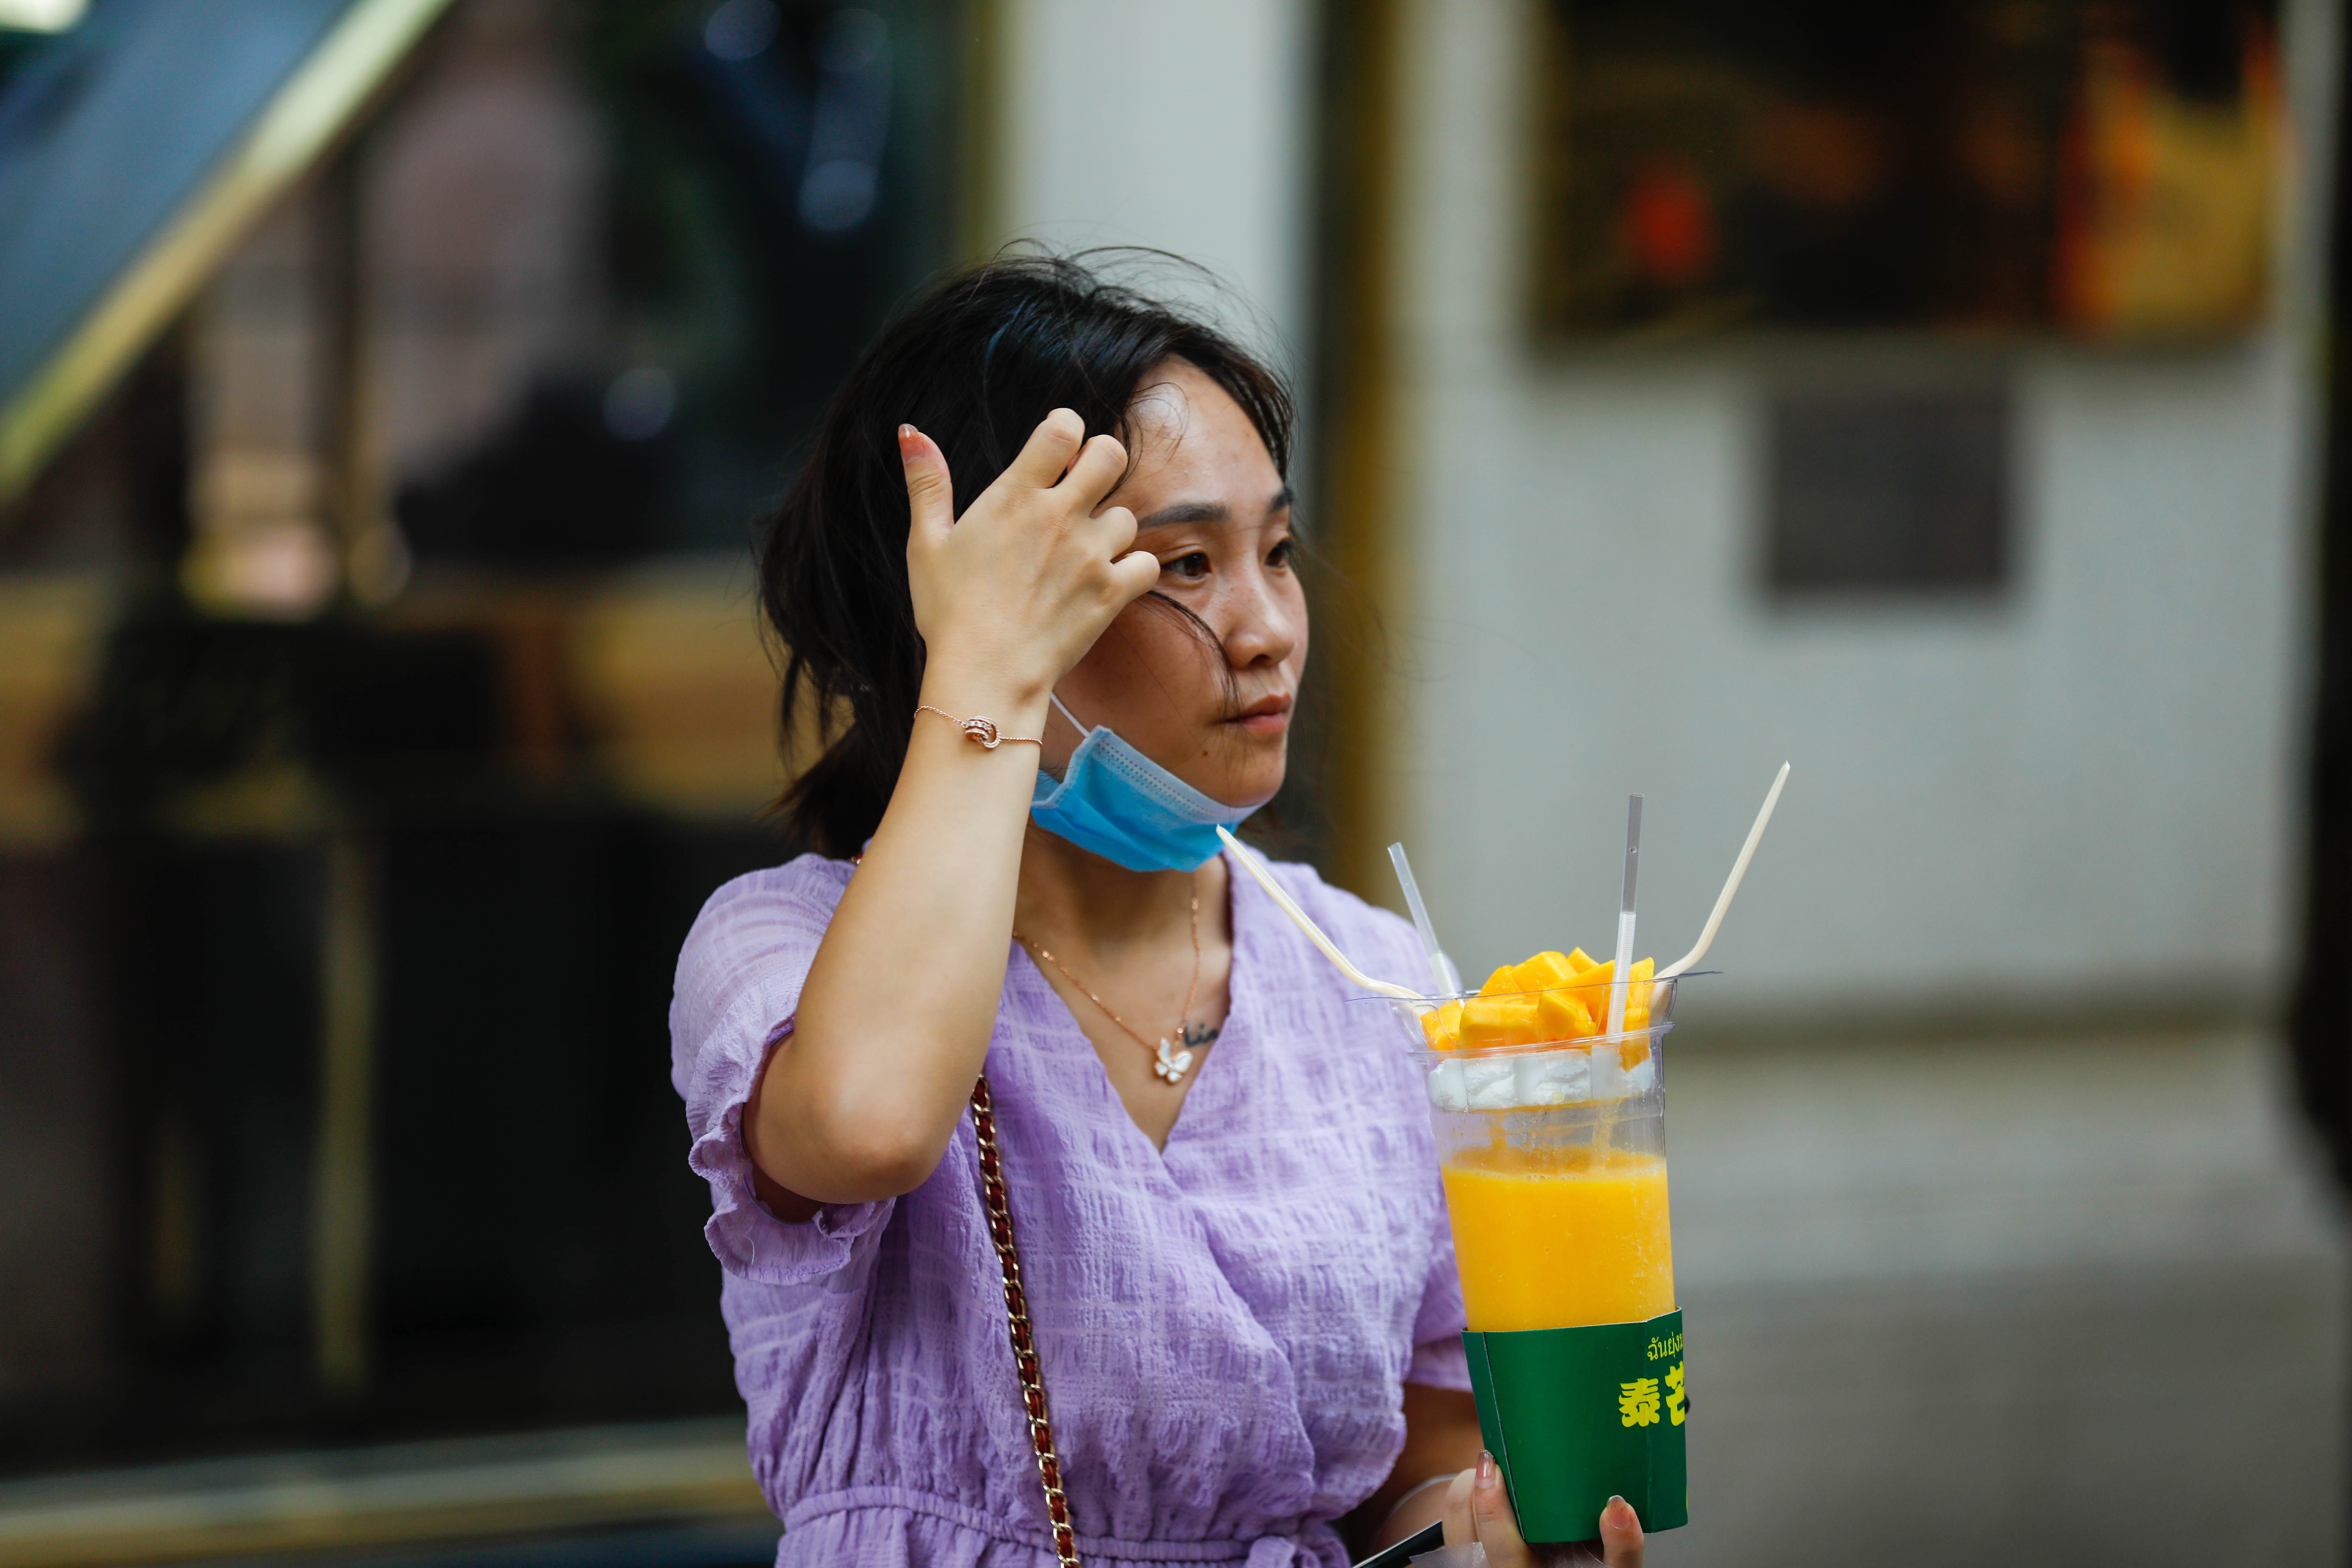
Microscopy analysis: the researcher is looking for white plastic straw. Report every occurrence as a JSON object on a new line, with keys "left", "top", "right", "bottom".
{"left": 1657, "top": 762, "right": 1790, "bottom": 981}
{"left": 1606, "top": 794, "right": 1642, "bottom": 1036}
{"left": 1218, "top": 828, "right": 1429, "bottom": 1007}
{"left": 1387, "top": 842, "right": 1464, "bottom": 996}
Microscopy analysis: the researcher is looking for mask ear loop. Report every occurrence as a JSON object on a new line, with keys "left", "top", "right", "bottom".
{"left": 1047, "top": 692, "right": 1091, "bottom": 736}
{"left": 1036, "top": 692, "right": 1092, "bottom": 785}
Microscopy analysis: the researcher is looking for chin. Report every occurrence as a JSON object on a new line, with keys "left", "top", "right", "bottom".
{"left": 1216, "top": 766, "right": 1286, "bottom": 812}
{"left": 1189, "top": 731, "right": 1286, "bottom": 810}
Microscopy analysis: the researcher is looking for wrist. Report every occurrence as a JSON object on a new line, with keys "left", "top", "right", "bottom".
{"left": 1381, "top": 1473, "right": 1455, "bottom": 1528}
{"left": 915, "top": 667, "right": 1054, "bottom": 740}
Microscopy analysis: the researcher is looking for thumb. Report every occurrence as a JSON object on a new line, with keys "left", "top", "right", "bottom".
{"left": 899, "top": 424, "right": 955, "bottom": 540}
{"left": 1468, "top": 1450, "right": 1538, "bottom": 1567}
{"left": 1598, "top": 1495, "right": 1645, "bottom": 1568}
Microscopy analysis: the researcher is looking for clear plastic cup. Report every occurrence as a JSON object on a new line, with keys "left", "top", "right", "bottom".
{"left": 1366, "top": 972, "right": 1688, "bottom": 1541}
{"left": 1406, "top": 976, "right": 1677, "bottom": 1333}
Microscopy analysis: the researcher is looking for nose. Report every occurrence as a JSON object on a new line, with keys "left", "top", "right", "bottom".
{"left": 1218, "top": 556, "right": 1302, "bottom": 673}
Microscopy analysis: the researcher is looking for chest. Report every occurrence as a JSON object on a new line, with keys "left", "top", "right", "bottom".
{"left": 1017, "top": 905, "right": 1239, "bottom": 1152}
{"left": 980, "top": 953, "right": 1441, "bottom": 1332}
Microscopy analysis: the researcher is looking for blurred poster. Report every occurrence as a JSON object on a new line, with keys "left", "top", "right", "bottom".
{"left": 1533, "top": 0, "right": 2282, "bottom": 338}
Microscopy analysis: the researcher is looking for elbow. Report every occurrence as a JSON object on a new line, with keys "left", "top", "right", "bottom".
{"left": 747, "top": 1022, "right": 965, "bottom": 1203}
{"left": 754, "top": 1086, "right": 951, "bottom": 1204}
{"left": 817, "top": 1120, "right": 950, "bottom": 1201}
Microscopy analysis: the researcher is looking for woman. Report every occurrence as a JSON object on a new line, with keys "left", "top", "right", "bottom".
{"left": 671, "top": 254, "right": 1645, "bottom": 1566}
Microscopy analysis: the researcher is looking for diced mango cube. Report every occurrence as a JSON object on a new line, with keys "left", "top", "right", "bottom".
{"left": 1478, "top": 964, "right": 1521, "bottom": 997}
{"left": 1420, "top": 999, "right": 1465, "bottom": 1051}
{"left": 1534, "top": 986, "right": 1597, "bottom": 1041}
{"left": 1512, "top": 950, "right": 1578, "bottom": 993}
{"left": 1566, "top": 959, "right": 1614, "bottom": 1023}
{"left": 1624, "top": 957, "right": 1657, "bottom": 1030}
{"left": 1461, "top": 993, "right": 1541, "bottom": 1049}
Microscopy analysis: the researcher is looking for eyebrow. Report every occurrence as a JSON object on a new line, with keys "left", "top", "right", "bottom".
{"left": 1135, "top": 485, "right": 1295, "bottom": 532}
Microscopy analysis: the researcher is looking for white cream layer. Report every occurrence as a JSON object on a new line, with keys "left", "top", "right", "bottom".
{"left": 1426, "top": 1046, "right": 1658, "bottom": 1112}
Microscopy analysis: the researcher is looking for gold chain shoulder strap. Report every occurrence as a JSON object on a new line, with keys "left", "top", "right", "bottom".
{"left": 969, "top": 1075, "right": 1082, "bottom": 1566}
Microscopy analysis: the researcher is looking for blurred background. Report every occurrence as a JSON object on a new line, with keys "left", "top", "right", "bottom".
{"left": 0, "top": 0, "right": 2343, "bottom": 1564}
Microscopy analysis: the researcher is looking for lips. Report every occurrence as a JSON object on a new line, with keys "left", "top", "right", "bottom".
{"left": 1226, "top": 694, "right": 1294, "bottom": 727}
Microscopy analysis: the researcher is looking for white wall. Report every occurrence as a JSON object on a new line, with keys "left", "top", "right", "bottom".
{"left": 992, "top": 0, "right": 1313, "bottom": 368}
{"left": 985, "top": 0, "right": 2335, "bottom": 1017}
{"left": 1384, "top": 0, "right": 2337, "bottom": 1015}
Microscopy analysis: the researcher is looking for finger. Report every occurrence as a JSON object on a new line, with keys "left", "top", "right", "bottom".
{"left": 1057, "top": 431, "right": 1129, "bottom": 510}
{"left": 1091, "top": 502, "right": 1139, "bottom": 561}
{"left": 1106, "top": 547, "right": 1162, "bottom": 606}
{"left": 899, "top": 424, "right": 955, "bottom": 542}
{"left": 1000, "top": 408, "right": 1087, "bottom": 490}
{"left": 1470, "top": 1450, "right": 1538, "bottom": 1568}
{"left": 1439, "top": 1468, "right": 1478, "bottom": 1547}
{"left": 1598, "top": 1495, "right": 1645, "bottom": 1568}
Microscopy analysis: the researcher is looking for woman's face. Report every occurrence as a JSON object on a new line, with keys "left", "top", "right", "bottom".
{"left": 1043, "top": 360, "right": 1307, "bottom": 810}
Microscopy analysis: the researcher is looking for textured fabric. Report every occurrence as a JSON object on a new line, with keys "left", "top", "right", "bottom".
{"left": 671, "top": 848, "right": 1469, "bottom": 1568}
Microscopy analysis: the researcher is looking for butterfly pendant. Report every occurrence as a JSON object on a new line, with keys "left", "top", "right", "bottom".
{"left": 1154, "top": 1036, "right": 1194, "bottom": 1084}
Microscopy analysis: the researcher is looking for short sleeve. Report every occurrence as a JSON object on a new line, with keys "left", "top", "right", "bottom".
{"left": 670, "top": 855, "right": 894, "bottom": 1286}
{"left": 1406, "top": 1192, "right": 1472, "bottom": 1390}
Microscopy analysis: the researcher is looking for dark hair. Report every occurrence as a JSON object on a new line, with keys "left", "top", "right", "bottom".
{"left": 755, "top": 250, "right": 1297, "bottom": 856}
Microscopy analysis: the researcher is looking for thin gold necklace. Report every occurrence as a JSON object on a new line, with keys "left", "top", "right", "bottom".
{"left": 1017, "top": 877, "right": 1216, "bottom": 1085}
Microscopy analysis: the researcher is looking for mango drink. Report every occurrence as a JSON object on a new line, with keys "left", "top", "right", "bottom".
{"left": 1441, "top": 1143, "right": 1674, "bottom": 1331}
{"left": 1392, "top": 948, "right": 1689, "bottom": 1541}
{"left": 1424, "top": 950, "right": 1676, "bottom": 1329}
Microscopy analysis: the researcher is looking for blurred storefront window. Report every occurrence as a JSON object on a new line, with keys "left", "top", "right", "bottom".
{"left": 1533, "top": 0, "right": 2283, "bottom": 338}
{"left": 0, "top": 0, "right": 964, "bottom": 1486}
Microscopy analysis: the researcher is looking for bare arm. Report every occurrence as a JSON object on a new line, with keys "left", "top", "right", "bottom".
{"left": 1362, "top": 1383, "right": 1483, "bottom": 1552}
{"left": 742, "top": 411, "right": 1159, "bottom": 1216}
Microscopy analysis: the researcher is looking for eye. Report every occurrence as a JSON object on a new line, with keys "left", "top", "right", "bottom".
{"left": 1164, "top": 551, "right": 1212, "bottom": 580}
{"left": 1266, "top": 536, "right": 1295, "bottom": 569}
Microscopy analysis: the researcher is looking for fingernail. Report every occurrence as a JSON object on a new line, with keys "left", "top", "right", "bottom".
{"left": 897, "top": 422, "right": 916, "bottom": 441}
{"left": 1604, "top": 1496, "right": 1636, "bottom": 1529}
{"left": 1477, "top": 1449, "right": 1496, "bottom": 1484}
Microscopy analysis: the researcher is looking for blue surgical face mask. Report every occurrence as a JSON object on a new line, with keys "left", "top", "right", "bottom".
{"left": 1029, "top": 694, "right": 1262, "bottom": 873}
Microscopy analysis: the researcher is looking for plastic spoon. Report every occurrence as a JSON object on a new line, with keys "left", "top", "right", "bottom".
{"left": 1606, "top": 794, "right": 1643, "bottom": 1036}
{"left": 1656, "top": 762, "right": 1790, "bottom": 982}
{"left": 1387, "top": 842, "right": 1464, "bottom": 996}
{"left": 1218, "top": 827, "right": 1430, "bottom": 1008}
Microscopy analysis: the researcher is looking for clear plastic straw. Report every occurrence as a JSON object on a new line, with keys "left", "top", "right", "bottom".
{"left": 1388, "top": 842, "right": 1464, "bottom": 996}
{"left": 1606, "top": 794, "right": 1643, "bottom": 1035}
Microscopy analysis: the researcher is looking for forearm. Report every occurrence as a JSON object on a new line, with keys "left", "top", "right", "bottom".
{"left": 751, "top": 679, "right": 1049, "bottom": 1202}
{"left": 1365, "top": 1382, "right": 1484, "bottom": 1552}
{"left": 745, "top": 409, "right": 1152, "bottom": 1209}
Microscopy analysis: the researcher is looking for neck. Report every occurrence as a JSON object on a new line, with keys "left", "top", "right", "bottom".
{"left": 1015, "top": 823, "right": 1202, "bottom": 957}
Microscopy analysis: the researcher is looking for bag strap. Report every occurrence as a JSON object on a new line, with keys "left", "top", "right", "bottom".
{"left": 971, "top": 1074, "right": 1082, "bottom": 1567}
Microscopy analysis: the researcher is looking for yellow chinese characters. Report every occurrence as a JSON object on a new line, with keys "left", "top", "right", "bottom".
{"left": 1618, "top": 1363, "right": 1686, "bottom": 1428}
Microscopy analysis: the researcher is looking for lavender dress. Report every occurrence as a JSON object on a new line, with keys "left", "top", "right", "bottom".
{"left": 670, "top": 848, "right": 1469, "bottom": 1567}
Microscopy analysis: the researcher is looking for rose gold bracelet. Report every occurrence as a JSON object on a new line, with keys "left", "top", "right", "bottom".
{"left": 915, "top": 705, "right": 1042, "bottom": 751}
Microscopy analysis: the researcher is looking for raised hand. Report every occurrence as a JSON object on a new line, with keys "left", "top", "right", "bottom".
{"left": 901, "top": 409, "right": 1162, "bottom": 716}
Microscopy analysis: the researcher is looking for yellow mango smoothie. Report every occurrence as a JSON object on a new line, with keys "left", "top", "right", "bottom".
{"left": 1440, "top": 1141, "right": 1675, "bottom": 1332}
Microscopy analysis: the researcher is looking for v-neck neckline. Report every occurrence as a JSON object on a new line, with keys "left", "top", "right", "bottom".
{"left": 1009, "top": 847, "right": 1255, "bottom": 1168}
